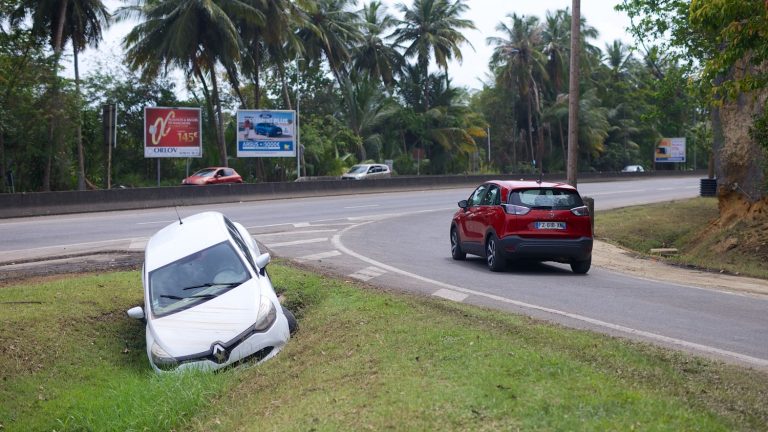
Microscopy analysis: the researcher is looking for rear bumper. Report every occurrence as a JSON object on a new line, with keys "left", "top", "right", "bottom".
{"left": 498, "top": 235, "right": 593, "bottom": 262}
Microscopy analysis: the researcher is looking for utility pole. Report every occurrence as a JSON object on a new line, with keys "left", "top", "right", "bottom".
{"left": 567, "top": 0, "right": 581, "bottom": 187}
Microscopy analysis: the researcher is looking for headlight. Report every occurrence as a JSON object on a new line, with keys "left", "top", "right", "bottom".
{"left": 151, "top": 342, "right": 179, "bottom": 371}
{"left": 253, "top": 296, "right": 277, "bottom": 331}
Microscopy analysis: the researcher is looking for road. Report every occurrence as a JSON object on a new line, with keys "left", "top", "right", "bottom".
{"left": 2, "top": 176, "right": 767, "bottom": 368}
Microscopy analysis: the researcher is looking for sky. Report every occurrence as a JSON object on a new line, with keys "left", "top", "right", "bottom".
{"left": 69, "top": 0, "right": 634, "bottom": 92}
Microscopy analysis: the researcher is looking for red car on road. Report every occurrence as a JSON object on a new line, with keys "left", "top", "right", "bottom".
{"left": 182, "top": 167, "right": 243, "bottom": 185}
{"left": 450, "top": 180, "right": 593, "bottom": 273}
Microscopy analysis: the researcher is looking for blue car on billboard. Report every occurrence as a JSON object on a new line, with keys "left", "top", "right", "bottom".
{"left": 255, "top": 123, "right": 283, "bottom": 137}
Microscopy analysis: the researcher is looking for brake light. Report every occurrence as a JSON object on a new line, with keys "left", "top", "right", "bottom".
{"left": 503, "top": 204, "right": 531, "bottom": 215}
{"left": 571, "top": 206, "right": 590, "bottom": 216}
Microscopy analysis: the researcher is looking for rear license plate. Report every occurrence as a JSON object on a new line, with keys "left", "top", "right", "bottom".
{"left": 535, "top": 221, "right": 566, "bottom": 230}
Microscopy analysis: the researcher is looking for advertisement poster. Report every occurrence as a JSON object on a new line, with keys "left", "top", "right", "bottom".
{"left": 144, "top": 107, "right": 202, "bottom": 158}
{"left": 655, "top": 137, "right": 686, "bottom": 163}
{"left": 236, "top": 110, "right": 296, "bottom": 158}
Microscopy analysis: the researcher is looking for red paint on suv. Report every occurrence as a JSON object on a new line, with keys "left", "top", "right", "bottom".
{"left": 450, "top": 180, "right": 593, "bottom": 273}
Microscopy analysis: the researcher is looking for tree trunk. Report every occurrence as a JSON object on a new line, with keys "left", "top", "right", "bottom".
{"left": 0, "top": 132, "right": 5, "bottom": 192}
{"left": 210, "top": 65, "right": 228, "bottom": 167}
{"left": 74, "top": 43, "right": 85, "bottom": 191}
{"left": 252, "top": 47, "right": 261, "bottom": 108}
{"left": 566, "top": 0, "right": 581, "bottom": 187}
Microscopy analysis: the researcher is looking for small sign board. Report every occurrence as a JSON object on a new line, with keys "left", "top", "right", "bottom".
{"left": 144, "top": 107, "right": 202, "bottom": 158}
{"left": 655, "top": 137, "right": 686, "bottom": 163}
{"left": 236, "top": 110, "right": 296, "bottom": 157}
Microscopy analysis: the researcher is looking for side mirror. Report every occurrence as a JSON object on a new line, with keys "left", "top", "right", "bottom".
{"left": 255, "top": 253, "right": 271, "bottom": 275}
{"left": 458, "top": 200, "right": 468, "bottom": 209}
{"left": 127, "top": 306, "right": 145, "bottom": 320}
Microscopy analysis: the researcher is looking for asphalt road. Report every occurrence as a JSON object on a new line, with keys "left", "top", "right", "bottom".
{"left": 2, "top": 176, "right": 767, "bottom": 368}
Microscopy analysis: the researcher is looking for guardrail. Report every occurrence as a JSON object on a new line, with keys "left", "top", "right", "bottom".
{"left": 0, "top": 170, "right": 707, "bottom": 219}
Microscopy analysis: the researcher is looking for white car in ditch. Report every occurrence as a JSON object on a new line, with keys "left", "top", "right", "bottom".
{"left": 127, "top": 211, "right": 296, "bottom": 372}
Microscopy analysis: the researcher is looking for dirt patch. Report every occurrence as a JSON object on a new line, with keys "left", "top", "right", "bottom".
{"left": 592, "top": 241, "right": 768, "bottom": 297}
{"left": 0, "top": 252, "right": 143, "bottom": 287}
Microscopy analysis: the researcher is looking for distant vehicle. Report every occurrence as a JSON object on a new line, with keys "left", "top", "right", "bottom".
{"left": 127, "top": 211, "right": 297, "bottom": 372}
{"left": 621, "top": 165, "right": 645, "bottom": 173}
{"left": 182, "top": 167, "right": 243, "bottom": 185}
{"left": 341, "top": 164, "right": 392, "bottom": 180}
{"left": 450, "top": 180, "right": 593, "bottom": 273}
{"left": 255, "top": 122, "right": 283, "bottom": 137}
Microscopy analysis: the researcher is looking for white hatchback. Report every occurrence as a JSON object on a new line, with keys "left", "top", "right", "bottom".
{"left": 127, "top": 211, "right": 295, "bottom": 372}
{"left": 341, "top": 163, "right": 392, "bottom": 180}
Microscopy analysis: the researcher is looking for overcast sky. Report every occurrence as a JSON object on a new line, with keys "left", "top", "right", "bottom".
{"left": 70, "top": 0, "right": 634, "bottom": 92}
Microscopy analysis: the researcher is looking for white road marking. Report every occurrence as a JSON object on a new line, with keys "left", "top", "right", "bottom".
{"left": 294, "top": 222, "right": 311, "bottom": 228}
{"left": 349, "top": 266, "right": 387, "bottom": 281}
{"left": 298, "top": 250, "right": 342, "bottom": 262}
{"left": 136, "top": 220, "right": 175, "bottom": 225}
{"left": 254, "top": 229, "right": 338, "bottom": 237}
{"left": 0, "top": 237, "right": 136, "bottom": 254}
{"left": 344, "top": 204, "right": 380, "bottom": 209}
{"left": 433, "top": 289, "right": 469, "bottom": 302}
{"left": 265, "top": 237, "right": 328, "bottom": 248}
{"left": 128, "top": 239, "right": 148, "bottom": 250}
{"left": 331, "top": 221, "right": 768, "bottom": 368}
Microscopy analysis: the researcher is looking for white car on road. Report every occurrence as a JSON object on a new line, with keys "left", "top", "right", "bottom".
{"left": 127, "top": 211, "right": 296, "bottom": 372}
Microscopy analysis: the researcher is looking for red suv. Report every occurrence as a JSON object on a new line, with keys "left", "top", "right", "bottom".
{"left": 450, "top": 180, "right": 593, "bottom": 273}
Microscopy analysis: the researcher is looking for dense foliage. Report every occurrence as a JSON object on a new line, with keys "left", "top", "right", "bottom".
{"left": 1, "top": 0, "right": 708, "bottom": 192}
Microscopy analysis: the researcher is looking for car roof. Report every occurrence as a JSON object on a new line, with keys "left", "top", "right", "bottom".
{"left": 145, "top": 211, "right": 232, "bottom": 271}
{"left": 487, "top": 179, "right": 577, "bottom": 191}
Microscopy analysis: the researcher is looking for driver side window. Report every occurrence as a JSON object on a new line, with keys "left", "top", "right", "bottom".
{"left": 481, "top": 185, "right": 500, "bottom": 206}
{"left": 468, "top": 185, "right": 489, "bottom": 206}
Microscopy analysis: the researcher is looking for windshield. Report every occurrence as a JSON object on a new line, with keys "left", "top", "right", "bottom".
{"left": 508, "top": 188, "right": 583, "bottom": 210}
{"left": 149, "top": 241, "right": 251, "bottom": 317}
{"left": 193, "top": 169, "right": 216, "bottom": 178}
{"left": 346, "top": 165, "right": 368, "bottom": 174}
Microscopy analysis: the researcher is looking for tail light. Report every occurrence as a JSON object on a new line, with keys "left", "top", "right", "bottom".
{"left": 503, "top": 204, "right": 531, "bottom": 215}
{"left": 571, "top": 206, "right": 590, "bottom": 216}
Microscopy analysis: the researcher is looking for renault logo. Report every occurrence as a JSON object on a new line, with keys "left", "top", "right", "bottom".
{"left": 211, "top": 343, "right": 229, "bottom": 364}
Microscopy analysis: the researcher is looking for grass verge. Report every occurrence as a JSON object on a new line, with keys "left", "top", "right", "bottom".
{"left": 2, "top": 266, "right": 767, "bottom": 431}
{"left": 595, "top": 197, "right": 768, "bottom": 279}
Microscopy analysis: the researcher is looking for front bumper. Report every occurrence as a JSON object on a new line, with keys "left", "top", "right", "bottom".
{"left": 498, "top": 235, "right": 593, "bottom": 263}
{"left": 147, "top": 313, "right": 291, "bottom": 373}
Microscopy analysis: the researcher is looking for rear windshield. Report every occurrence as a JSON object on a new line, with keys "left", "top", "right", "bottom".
{"left": 508, "top": 188, "right": 584, "bottom": 210}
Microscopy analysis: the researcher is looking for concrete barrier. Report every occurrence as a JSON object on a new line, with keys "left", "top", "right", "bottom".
{"left": 0, "top": 170, "right": 705, "bottom": 219}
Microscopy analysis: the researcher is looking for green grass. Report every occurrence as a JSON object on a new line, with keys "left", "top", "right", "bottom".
{"left": 594, "top": 197, "right": 768, "bottom": 279}
{"left": 2, "top": 267, "right": 767, "bottom": 431}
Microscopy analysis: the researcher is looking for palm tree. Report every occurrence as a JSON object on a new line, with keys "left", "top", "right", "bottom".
{"left": 488, "top": 13, "right": 547, "bottom": 170}
{"left": 11, "top": 0, "right": 108, "bottom": 190}
{"left": 337, "top": 76, "right": 398, "bottom": 161}
{"left": 121, "top": 0, "right": 259, "bottom": 167}
{"left": 66, "top": 0, "right": 110, "bottom": 190}
{"left": 351, "top": 1, "right": 404, "bottom": 89}
{"left": 296, "top": 0, "right": 363, "bottom": 89}
{"left": 393, "top": 0, "right": 474, "bottom": 111}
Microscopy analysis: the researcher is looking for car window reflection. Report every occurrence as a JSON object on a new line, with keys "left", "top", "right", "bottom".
{"left": 149, "top": 241, "right": 250, "bottom": 317}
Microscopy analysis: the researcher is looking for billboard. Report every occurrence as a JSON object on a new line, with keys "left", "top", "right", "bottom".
{"left": 144, "top": 107, "right": 202, "bottom": 158}
{"left": 655, "top": 137, "right": 686, "bottom": 163}
{"left": 236, "top": 110, "right": 296, "bottom": 157}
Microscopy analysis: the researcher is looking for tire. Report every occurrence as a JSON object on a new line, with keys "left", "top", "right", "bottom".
{"left": 450, "top": 228, "right": 466, "bottom": 260}
{"left": 485, "top": 234, "right": 506, "bottom": 272}
{"left": 282, "top": 306, "right": 299, "bottom": 335}
{"left": 571, "top": 257, "right": 591, "bottom": 274}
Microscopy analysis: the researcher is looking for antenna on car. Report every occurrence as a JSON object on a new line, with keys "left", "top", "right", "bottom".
{"left": 174, "top": 206, "right": 183, "bottom": 225}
